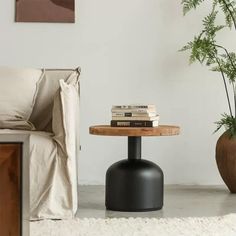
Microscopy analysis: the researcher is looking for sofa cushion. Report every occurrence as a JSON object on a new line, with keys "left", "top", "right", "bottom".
{"left": 0, "top": 66, "right": 43, "bottom": 130}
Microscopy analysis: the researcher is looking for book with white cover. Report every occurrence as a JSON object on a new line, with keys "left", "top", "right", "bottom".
{"left": 111, "top": 108, "right": 156, "bottom": 113}
{"left": 112, "top": 104, "right": 156, "bottom": 109}
{"left": 112, "top": 115, "right": 160, "bottom": 121}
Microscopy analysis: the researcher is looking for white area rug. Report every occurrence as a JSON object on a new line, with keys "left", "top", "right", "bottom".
{"left": 31, "top": 214, "right": 236, "bottom": 236}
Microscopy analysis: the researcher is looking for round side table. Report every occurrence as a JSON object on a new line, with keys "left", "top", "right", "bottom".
{"left": 89, "top": 125, "right": 180, "bottom": 212}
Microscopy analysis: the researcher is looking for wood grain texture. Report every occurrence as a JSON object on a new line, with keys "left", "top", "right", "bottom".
{"left": 0, "top": 144, "right": 21, "bottom": 236}
{"left": 216, "top": 132, "right": 236, "bottom": 193}
{"left": 89, "top": 125, "right": 180, "bottom": 137}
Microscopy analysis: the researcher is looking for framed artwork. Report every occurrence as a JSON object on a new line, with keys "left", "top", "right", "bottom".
{"left": 15, "top": 0, "right": 75, "bottom": 23}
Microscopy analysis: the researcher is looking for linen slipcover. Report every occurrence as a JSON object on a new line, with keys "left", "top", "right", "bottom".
{"left": 52, "top": 79, "right": 80, "bottom": 219}
{"left": 0, "top": 68, "right": 80, "bottom": 219}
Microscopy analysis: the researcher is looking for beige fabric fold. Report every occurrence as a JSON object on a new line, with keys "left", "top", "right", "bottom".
{"left": 30, "top": 69, "right": 80, "bottom": 132}
{"left": 52, "top": 78, "right": 80, "bottom": 217}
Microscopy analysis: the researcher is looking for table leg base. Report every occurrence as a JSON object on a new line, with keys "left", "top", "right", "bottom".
{"left": 106, "top": 159, "right": 163, "bottom": 212}
{"left": 106, "top": 206, "right": 162, "bottom": 212}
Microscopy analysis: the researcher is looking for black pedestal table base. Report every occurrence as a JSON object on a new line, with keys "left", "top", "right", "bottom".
{"left": 105, "top": 136, "right": 164, "bottom": 212}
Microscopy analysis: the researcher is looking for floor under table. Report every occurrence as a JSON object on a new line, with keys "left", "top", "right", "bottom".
{"left": 76, "top": 185, "right": 236, "bottom": 218}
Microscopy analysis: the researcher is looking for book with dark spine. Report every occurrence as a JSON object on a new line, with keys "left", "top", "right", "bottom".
{"left": 112, "top": 112, "right": 157, "bottom": 117}
{"left": 111, "top": 120, "right": 159, "bottom": 127}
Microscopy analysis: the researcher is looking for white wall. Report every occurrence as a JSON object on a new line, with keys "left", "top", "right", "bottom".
{"left": 0, "top": 0, "right": 235, "bottom": 185}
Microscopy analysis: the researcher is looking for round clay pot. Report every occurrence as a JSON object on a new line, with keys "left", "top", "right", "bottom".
{"left": 216, "top": 131, "right": 236, "bottom": 193}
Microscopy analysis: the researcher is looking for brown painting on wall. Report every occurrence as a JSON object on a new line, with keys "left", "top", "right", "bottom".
{"left": 15, "top": 0, "right": 75, "bottom": 23}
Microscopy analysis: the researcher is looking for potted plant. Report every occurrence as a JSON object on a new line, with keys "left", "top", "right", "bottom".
{"left": 181, "top": 0, "right": 236, "bottom": 192}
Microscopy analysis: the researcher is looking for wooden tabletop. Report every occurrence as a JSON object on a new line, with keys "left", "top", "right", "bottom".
{"left": 89, "top": 125, "right": 180, "bottom": 137}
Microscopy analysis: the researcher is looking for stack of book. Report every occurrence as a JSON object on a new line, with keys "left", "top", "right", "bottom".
{"left": 110, "top": 104, "right": 159, "bottom": 127}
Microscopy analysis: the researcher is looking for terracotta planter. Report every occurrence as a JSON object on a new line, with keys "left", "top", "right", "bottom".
{"left": 216, "top": 131, "right": 236, "bottom": 193}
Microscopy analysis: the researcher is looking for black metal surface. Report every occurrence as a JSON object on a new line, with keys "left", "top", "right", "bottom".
{"left": 106, "top": 136, "right": 164, "bottom": 212}
{"left": 106, "top": 159, "right": 163, "bottom": 211}
{"left": 128, "top": 136, "right": 141, "bottom": 160}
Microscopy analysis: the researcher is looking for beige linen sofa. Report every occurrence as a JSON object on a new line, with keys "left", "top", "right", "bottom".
{"left": 0, "top": 67, "right": 81, "bottom": 219}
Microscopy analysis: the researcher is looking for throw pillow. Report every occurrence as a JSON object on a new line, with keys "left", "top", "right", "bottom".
{"left": 0, "top": 66, "right": 43, "bottom": 130}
